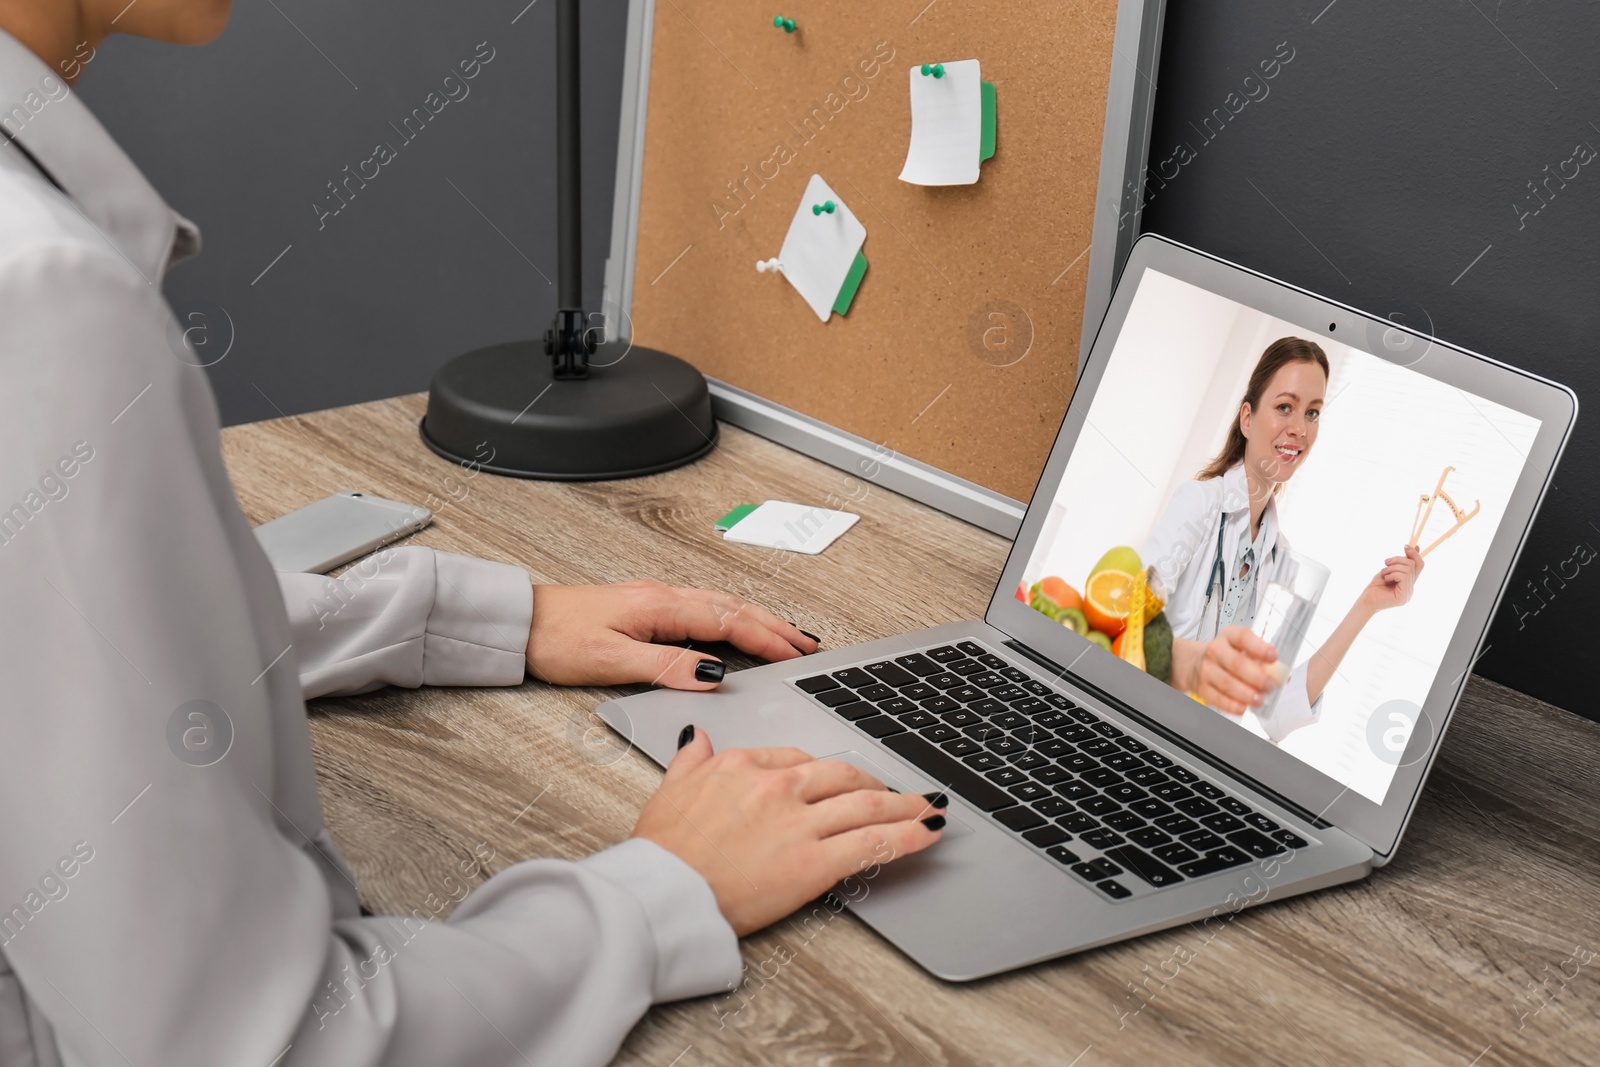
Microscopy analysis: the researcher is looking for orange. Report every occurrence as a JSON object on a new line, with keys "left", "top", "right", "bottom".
{"left": 1036, "top": 577, "right": 1081, "bottom": 612}
{"left": 1111, "top": 630, "right": 1126, "bottom": 657}
{"left": 1083, "top": 568, "right": 1136, "bottom": 636}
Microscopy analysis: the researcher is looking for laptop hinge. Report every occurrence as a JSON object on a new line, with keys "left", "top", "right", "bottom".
{"left": 1003, "top": 638, "right": 1334, "bottom": 830}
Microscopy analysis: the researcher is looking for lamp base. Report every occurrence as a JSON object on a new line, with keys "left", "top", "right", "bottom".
{"left": 420, "top": 341, "right": 717, "bottom": 479}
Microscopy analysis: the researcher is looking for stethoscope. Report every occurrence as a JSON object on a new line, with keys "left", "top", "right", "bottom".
{"left": 1200, "top": 509, "right": 1279, "bottom": 638}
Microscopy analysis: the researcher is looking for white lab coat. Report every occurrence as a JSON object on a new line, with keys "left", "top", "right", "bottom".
{"left": 0, "top": 29, "right": 737, "bottom": 1067}
{"left": 1141, "top": 462, "right": 1322, "bottom": 742}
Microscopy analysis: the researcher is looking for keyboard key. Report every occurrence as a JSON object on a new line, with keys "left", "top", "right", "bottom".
{"left": 941, "top": 737, "right": 982, "bottom": 758}
{"left": 969, "top": 698, "right": 1008, "bottom": 716}
{"left": 1192, "top": 781, "right": 1225, "bottom": 800}
{"left": 991, "top": 684, "right": 1027, "bottom": 701}
{"left": 927, "top": 645, "right": 965, "bottom": 663}
{"left": 1105, "top": 784, "right": 1149, "bottom": 804}
{"left": 855, "top": 715, "right": 907, "bottom": 738}
{"left": 816, "top": 688, "right": 861, "bottom": 708}
{"left": 1008, "top": 781, "right": 1052, "bottom": 804}
{"left": 1009, "top": 724, "right": 1053, "bottom": 746}
{"left": 999, "top": 667, "right": 1030, "bottom": 683}
{"left": 832, "top": 700, "right": 879, "bottom": 721}
{"left": 1017, "top": 680, "right": 1050, "bottom": 698}
{"left": 1066, "top": 707, "right": 1098, "bottom": 723}
{"left": 832, "top": 667, "right": 876, "bottom": 688}
{"left": 948, "top": 659, "right": 987, "bottom": 677}
{"left": 1098, "top": 879, "right": 1133, "bottom": 899}
{"left": 1057, "top": 813, "right": 1097, "bottom": 834}
{"left": 894, "top": 653, "right": 942, "bottom": 676}
{"left": 1152, "top": 842, "right": 1199, "bottom": 864}
{"left": 956, "top": 640, "right": 987, "bottom": 657}
{"left": 1154, "top": 814, "right": 1199, "bottom": 834}
{"left": 864, "top": 661, "right": 918, "bottom": 687}
{"left": 968, "top": 673, "right": 1007, "bottom": 690}
{"left": 1045, "top": 693, "right": 1074, "bottom": 709}
{"left": 940, "top": 708, "right": 981, "bottom": 727}
{"left": 1227, "top": 829, "right": 1288, "bottom": 858}
{"left": 1245, "top": 813, "right": 1281, "bottom": 833}
{"left": 991, "top": 711, "right": 1029, "bottom": 730}
{"left": 1218, "top": 797, "right": 1252, "bottom": 816}
{"left": 879, "top": 733, "right": 1018, "bottom": 812}
{"left": 1036, "top": 738, "right": 1073, "bottom": 759}
{"left": 1031, "top": 711, "right": 1071, "bottom": 730}
{"left": 1103, "top": 811, "right": 1146, "bottom": 832}
{"left": 1091, "top": 721, "right": 1123, "bottom": 738}
{"left": 948, "top": 685, "right": 985, "bottom": 703}
{"left": 919, "top": 696, "right": 960, "bottom": 714}
{"left": 1200, "top": 813, "right": 1245, "bottom": 834}
{"left": 1128, "top": 798, "right": 1174, "bottom": 819}
{"left": 1150, "top": 782, "right": 1194, "bottom": 802}
{"left": 1056, "top": 724, "right": 1094, "bottom": 743}
{"left": 963, "top": 751, "right": 1006, "bottom": 772}
{"left": 963, "top": 724, "right": 1005, "bottom": 743}
{"left": 920, "top": 724, "right": 960, "bottom": 744}
{"left": 899, "top": 710, "right": 938, "bottom": 729}
{"left": 1127, "top": 826, "right": 1171, "bottom": 848}
{"left": 1126, "top": 767, "right": 1169, "bottom": 787}
{"left": 856, "top": 683, "right": 897, "bottom": 702}
{"left": 994, "top": 806, "right": 1046, "bottom": 831}
{"left": 1054, "top": 780, "right": 1097, "bottom": 801}
{"left": 1269, "top": 829, "right": 1309, "bottom": 849}
{"left": 1179, "top": 830, "right": 1225, "bottom": 851}
{"left": 1117, "top": 737, "right": 1149, "bottom": 753}
{"left": 986, "top": 768, "right": 1028, "bottom": 788}
{"left": 1080, "top": 828, "right": 1125, "bottom": 849}
{"left": 1031, "top": 765, "right": 1071, "bottom": 785}
{"left": 1071, "top": 858, "right": 1123, "bottom": 880}
{"left": 927, "top": 672, "right": 965, "bottom": 690}
{"left": 797, "top": 675, "right": 841, "bottom": 694}
{"left": 1080, "top": 768, "right": 1123, "bottom": 788}
{"left": 1168, "top": 766, "right": 1200, "bottom": 784}
{"left": 1103, "top": 752, "right": 1143, "bottom": 772}
{"left": 1008, "top": 751, "right": 1048, "bottom": 771}
{"left": 1175, "top": 797, "right": 1219, "bottom": 817}
{"left": 1104, "top": 845, "right": 1184, "bottom": 887}
{"left": 879, "top": 697, "right": 919, "bottom": 715}
{"left": 1033, "top": 797, "right": 1073, "bottom": 817}
{"left": 1142, "top": 751, "right": 1175, "bottom": 768}
{"left": 1045, "top": 844, "right": 1081, "bottom": 865}
{"left": 1177, "top": 846, "right": 1251, "bottom": 878}
{"left": 1080, "top": 738, "right": 1118, "bottom": 757}
{"left": 903, "top": 683, "right": 939, "bottom": 701}
{"left": 1079, "top": 796, "right": 1121, "bottom": 817}
{"left": 986, "top": 736, "right": 1027, "bottom": 757}
{"left": 1023, "top": 825, "right": 1071, "bottom": 848}
{"left": 977, "top": 653, "right": 1007, "bottom": 669}
{"left": 1010, "top": 697, "right": 1048, "bottom": 714}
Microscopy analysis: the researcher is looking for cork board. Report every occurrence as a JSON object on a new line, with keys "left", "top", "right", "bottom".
{"left": 628, "top": 0, "right": 1121, "bottom": 504}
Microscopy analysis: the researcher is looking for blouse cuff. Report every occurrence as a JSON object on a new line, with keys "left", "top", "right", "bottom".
{"left": 579, "top": 838, "right": 742, "bottom": 1003}
{"left": 421, "top": 552, "right": 533, "bottom": 687}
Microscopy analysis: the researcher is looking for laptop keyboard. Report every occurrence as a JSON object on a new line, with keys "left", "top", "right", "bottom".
{"left": 794, "top": 639, "right": 1312, "bottom": 902}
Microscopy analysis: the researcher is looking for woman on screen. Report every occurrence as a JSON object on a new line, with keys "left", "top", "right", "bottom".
{"left": 1142, "top": 336, "right": 1425, "bottom": 742}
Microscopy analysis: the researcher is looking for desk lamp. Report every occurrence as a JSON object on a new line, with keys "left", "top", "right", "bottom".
{"left": 421, "top": 0, "right": 717, "bottom": 478}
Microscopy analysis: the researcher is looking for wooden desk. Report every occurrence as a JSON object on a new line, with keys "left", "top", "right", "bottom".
{"left": 222, "top": 394, "right": 1600, "bottom": 1067}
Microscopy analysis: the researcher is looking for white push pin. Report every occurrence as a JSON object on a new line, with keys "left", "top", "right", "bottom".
{"left": 755, "top": 258, "right": 782, "bottom": 274}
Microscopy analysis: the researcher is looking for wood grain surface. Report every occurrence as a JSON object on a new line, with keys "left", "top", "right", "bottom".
{"left": 221, "top": 394, "right": 1600, "bottom": 1067}
{"left": 629, "top": 0, "right": 1117, "bottom": 502}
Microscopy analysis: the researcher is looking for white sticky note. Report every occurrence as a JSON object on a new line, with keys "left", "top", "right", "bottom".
{"left": 723, "top": 500, "right": 859, "bottom": 555}
{"left": 899, "top": 59, "right": 983, "bottom": 186}
{"left": 774, "top": 174, "right": 867, "bottom": 322}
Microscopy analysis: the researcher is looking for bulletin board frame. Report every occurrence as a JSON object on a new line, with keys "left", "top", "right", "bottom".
{"left": 601, "top": 0, "right": 1168, "bottom": 537}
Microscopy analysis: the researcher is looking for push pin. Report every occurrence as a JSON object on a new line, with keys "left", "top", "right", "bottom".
{"left": 756, "top": 258, "right": 782, "bottom": 273}
{"left": 772, "top": 15, "right": 796, "bottom": 32}
{"left": 811, "top": 200, "right": 836, "bottom": 216}
{"left": 919, "top": 63, "right": 945, "bottom": 78}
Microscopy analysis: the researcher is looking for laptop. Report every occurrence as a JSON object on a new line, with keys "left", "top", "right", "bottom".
{"left": 596, "top": 234, "right": 1576, "bottom": 981}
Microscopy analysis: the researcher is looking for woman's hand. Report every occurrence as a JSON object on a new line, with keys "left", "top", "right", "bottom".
{"left": 633, "top": 728, "right": 946, "bottom": 936}
{"left": 1173, "top": 626, "right": 1283, "bottom": 717}
{"left": 525, "top": 580, "right": 817, "bottom": 689}
{"left": 1357, "top": 543, "right": 1424, "bottom": 614}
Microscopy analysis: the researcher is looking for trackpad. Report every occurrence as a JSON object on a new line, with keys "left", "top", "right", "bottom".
{"left": 815, "top": 750, "right": 974, "bottom": 838}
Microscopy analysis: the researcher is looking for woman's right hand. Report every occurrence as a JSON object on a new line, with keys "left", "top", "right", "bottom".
{"left": 632, "top": 728, "right": 946, "bottom": 936}
{"left": 1179, "top": 626, "right": 1284, "bottom": 716}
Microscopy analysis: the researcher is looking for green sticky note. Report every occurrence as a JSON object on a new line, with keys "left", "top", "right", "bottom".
{"left": 980, "top": 81, "right": 996, "bottom": 162}
{"left": 831, "top": 249, "right": 869, "bottom": 316}
{"left": 715, "top": 504, "right": 758, "bottom": 532}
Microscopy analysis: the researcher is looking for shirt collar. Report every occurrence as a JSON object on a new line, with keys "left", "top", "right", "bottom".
{"left": 0, "top": 29, "right": 201, "bottom": 278}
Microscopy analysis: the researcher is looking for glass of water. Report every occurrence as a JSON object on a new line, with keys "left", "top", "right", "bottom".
{"left": 1250, "top": 551, "right": 1330, "bottom": 724}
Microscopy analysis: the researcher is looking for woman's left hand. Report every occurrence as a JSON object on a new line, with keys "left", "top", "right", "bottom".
{"left": 525, "top": 580, "right": 818, "bottom": 689}
{"left": 1358, "top": 543, "right": 1424, "bottom": 614}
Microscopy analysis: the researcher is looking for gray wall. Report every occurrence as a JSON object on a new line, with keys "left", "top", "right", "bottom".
{"left": 1138, "top": 0, "right": 1599, "bottom": 720}
{"left": 79, "top": 0, "right": 627, "bottom": 425}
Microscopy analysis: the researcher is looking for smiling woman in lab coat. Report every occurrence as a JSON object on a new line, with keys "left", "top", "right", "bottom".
{"left": 1142, "top": 337, "right": 1425, "bottom": 742}
{"left": 0, "top": 3, "right": 944, "bottom": 1066}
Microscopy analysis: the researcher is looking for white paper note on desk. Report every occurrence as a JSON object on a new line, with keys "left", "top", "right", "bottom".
{"left": 775, "top": 174, "right": 867, "bottom": 322}
{"left": 899, "top": 59, "right": 983, "bottom": 186}
{"left": 723, "top": 500, "right": 859, "bottom": 555}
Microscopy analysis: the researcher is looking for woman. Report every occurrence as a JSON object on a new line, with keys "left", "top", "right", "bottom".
{"left": 0, "top": 4, "right": 942, "bottom": 1066}
{"left": 1142, "top": 336, "right": 1424, "bottom": 742}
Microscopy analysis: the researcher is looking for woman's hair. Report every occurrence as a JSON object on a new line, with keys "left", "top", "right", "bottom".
{"left": 1197, "top": 336, "right": 1329, "bottom": 485}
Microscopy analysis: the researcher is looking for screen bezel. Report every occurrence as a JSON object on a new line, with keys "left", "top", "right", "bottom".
{"left": 986, "top": 234, "right": 1577, "bottom": 859}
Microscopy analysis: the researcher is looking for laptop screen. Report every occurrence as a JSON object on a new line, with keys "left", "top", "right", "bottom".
{"left": 1017, "top": 267, "right": 1543, "bottom": 806}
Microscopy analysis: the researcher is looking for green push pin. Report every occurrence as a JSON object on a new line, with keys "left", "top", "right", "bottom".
{"left": 919, "top": 62, "right": 945, "bottom": 78}
{"left": 772, "top": 15, "right": 796, "bottom": 32}
{"left": 811, "top": 200, "right": 836, "bottom": 216}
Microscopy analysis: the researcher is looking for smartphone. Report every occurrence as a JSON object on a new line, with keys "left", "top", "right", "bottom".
{"left": 253, "top": 492, "right": 433, "bottom": 574}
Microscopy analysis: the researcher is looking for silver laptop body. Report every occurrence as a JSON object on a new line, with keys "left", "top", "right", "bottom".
{"left": 598, "top": 234, "right": 1577, "bottom": 981}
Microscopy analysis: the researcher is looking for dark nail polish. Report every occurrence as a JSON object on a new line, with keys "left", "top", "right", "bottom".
{"left": 694, "top": 660, "right": 726, "bottom": 683}
{"left": 677, "top": 724, "right": 696, "bottom": 749}
{"left": 799, "top": 629, "right": 821, "bottom": 647}
{"left": 921, "top": 815, "right": 946, "bottom": 832}
{"left": 922, "top": 791, "right": 948, "bottom": 809}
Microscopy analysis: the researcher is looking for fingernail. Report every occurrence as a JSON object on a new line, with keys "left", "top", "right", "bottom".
{"left": 921, "top": 815, "right": 946, "bottom": 831}
{"left": 922, "top": 791, "right": 948, "bottom": 809}
{"left": 677, "top": 724, "right": 696, "bottom": 749}
{"left": 694, "top": 660, "right": 726, "bottom": 683}
{"left": 799, "top": 629, "right": 821, "bottom": 645}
